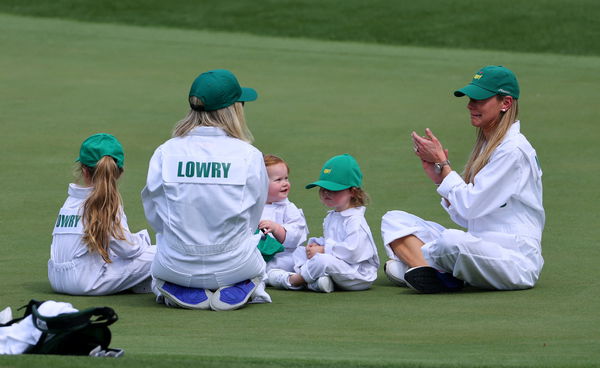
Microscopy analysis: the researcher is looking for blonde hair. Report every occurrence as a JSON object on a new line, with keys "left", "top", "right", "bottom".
{"left": 81, "top": 156, "right": 125, "bottom": 263}
{"left": 172, "top": 97, "right": 254, "bottom": 142}
{"left": 349, "top": 187, "right": 370, "bottom": 207}
{"left": 463, "top": 98, "right": 519, "bottom": 184}
{"left": 264, "top": 154, "right": 289, "bottom": 172}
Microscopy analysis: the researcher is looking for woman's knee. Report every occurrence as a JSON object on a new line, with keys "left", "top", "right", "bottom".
{"left": 382, "top": 210, "right": 418, "bottom": 229}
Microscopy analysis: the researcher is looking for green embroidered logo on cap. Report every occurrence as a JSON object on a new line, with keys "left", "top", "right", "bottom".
{"left": 305, "top": 154, "right": 363, "bottom": 191}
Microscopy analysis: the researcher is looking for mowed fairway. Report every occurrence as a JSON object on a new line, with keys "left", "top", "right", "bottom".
{"left": 1, "top": 13, "right": 600, "bottom": 368}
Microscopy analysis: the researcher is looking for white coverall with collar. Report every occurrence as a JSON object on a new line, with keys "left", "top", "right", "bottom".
{"left": 261, "top": 198, "right": 309, "bottom": 272}
{"left": 294, "top": 206, "right": 380, "bottom": 290}
{"left": 381, "top": 121, "right": 545, "bottom": 290}
{"left": 48, "top": 184, "right": 156, "bottom": 295}
{"left": 142, "top": 126, "right": 268, "bottom": 290}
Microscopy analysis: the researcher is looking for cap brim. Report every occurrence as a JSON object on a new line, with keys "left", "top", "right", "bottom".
{"left": 305, "top": 181, "right": 350, "bottom": 191}
{"left": 454, "top": 84, "right": 496, "bottom": 100}
{"left": 238, "top": 87, "right": 258, "bottom": 102}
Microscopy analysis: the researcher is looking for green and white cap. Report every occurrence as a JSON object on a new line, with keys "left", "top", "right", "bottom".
{"left": 454, "top": 65, "right": 520, "bottom": 100}
{"left": 189, "top": 69, "right": 258, "bottom": 111}
{"left": 76, "top": 133, "right": 124, "bottom": 168}
{"left": 306, "top": 154, "right": 363, "bottom": 191}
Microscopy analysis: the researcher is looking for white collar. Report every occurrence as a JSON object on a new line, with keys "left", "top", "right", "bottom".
{"left": 507, "top": 120, "right": 521, "bottom": 136}
{"left": 268, "top": 198, "right": 290, "bottom": 206}
{"left": 329, "top": 206, "right": 366, "bottom": 217}
{"left": 68, "top": 183, "right": 92, "bottom": 199}
{"left": 189, "top": 126, "right": 228, "bottom": 137}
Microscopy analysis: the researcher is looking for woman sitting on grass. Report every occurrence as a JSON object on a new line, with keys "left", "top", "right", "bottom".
{"left": 142, "top": 69, "right": 269, "bottom": 311}
{"left": 382, "top": 65, "right": 545, "bottom": 293}
{"left": 48, "top": 133, "right": 156, "bottom": 295}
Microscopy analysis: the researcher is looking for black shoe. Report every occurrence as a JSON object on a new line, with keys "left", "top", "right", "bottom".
{"left": 404, "top": 266, "right": 464, "bottom": 294}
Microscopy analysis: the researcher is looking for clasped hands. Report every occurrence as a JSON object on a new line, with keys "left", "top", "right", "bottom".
{"left": 305, "top": 243, "right": 324, "bottom": 259}
{"left": 411, "top": 128, "right": 449, "bottom": 184}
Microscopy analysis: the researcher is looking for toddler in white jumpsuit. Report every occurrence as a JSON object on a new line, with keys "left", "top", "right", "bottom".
{"left": 382, "top": 66, "right": 544, "bottom": 292}
{"left": 258, "top": 155, "right": 309, "bottom": 274}
{"left": 48, "top": 134, "right": 155, "bottom": 296}
{"left": 268, "top": 154, "right": 379, "bottom": 292}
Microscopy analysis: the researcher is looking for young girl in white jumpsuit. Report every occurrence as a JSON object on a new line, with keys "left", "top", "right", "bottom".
{"left": 381, "top": 65, "right": 544, "bottom": 293}
{"left": 258, "top": 155, "right": 309, "bottom": 274}
{"left": 268, "top": 154, "right": 379, "bottom": 293}
{"left": 142, "top": 69, "right": 269, "bottom": 311}
{"left": 48, "top": 133, "right": 156, "bottom": 296}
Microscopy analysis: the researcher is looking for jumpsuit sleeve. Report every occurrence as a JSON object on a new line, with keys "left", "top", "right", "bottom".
{"left": 141, "top": 147, "right": 166, "bottom": 234}
{"left": 110, "top": 229, "right": 151, "bottom": 259}
{"left": 307, "top": 236, "right": 324, "bottom": 246}
{"left": 440, "top": 196, "right": 468, "bottom": 228}
{"left": 323, "top": 217, "right": 374, "bottom": 264}
{"left": 246, "top": 149, "right": 268, "bottom": 231}
{"left": 281, "top": 204, "right": 309, "bottom": 249}
{"left": 437, "top": 148, "right": 523, "bottom": 220}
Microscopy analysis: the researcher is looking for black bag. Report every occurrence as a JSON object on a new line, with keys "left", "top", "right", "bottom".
{"left": 1, "top": 300, "right": 123, "bottom": 357}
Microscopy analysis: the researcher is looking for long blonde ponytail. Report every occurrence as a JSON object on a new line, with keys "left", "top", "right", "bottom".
{"left": 81, "top": 156, "right": 125, "bottom": 263}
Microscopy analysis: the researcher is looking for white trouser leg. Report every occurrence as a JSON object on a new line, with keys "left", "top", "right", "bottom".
{"left": 298, "top": 253, "right": 372, "bottom": 291}
{"left": 266, "top": 251, "right": 295, "bottom": 273}
{"left": 380, "top": 210, "right": 444, "bottom": 283}
{"left": 424, "top": 229, "right": 540, "bottom": 290}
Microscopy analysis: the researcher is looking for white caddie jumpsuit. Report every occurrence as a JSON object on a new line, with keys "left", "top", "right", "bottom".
{"left": 381, "top": 121, "right": 545, "bottom": 290}
{"left": 48, "top": 184, "right": 156, "bottom": 295}
{"left": 141, "top": 126, "right": 268, "bottom": 290}
{"left": 294, "top": 206, "right": 380, "bottom": 290}
{"left": 261, "top": 198, "right": 309, "bottom": 272}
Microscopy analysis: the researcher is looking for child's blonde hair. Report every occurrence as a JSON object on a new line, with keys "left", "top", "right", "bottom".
{"left": 264, "top": 154, "right": 290, "bottom": 172}
{"left": 81, "top": 156, "right": 126, "bottom": 263}
{"left": 349, "top": 187, "right": 369, "bottom": 207}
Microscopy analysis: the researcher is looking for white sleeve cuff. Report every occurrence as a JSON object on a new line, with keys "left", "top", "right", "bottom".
{"left": 437, "top": 171, "right": 463, "bottom": 197}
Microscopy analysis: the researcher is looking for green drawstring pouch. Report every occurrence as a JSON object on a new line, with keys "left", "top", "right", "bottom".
{"left": 256, "top": 230, "right": 285, "bottom": 262}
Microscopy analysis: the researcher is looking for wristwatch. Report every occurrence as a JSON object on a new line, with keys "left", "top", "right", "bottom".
{"left": 434, "top": 160, "right": 450, "bottom": 174}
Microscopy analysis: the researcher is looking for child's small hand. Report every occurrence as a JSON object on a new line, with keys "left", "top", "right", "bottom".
{"left": 259, "top": 220, "right": 286, "bottom": 243}
{"left": 259, "top": 220, "right": 280, "bottom": 235}
{"left": 306, "top": 243, "right": 324, "bottom": 259}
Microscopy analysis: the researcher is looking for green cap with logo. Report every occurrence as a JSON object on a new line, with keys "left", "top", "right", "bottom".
{"left": 306, "top": 154, "right": 363, "bottom": 191}
{"left": 76, "top": 133, "right": 124, "bottom": 168}
{"left": 454, "top": 65, "right": 519, "bottom": 100}
{"left": 189, "top": 69, "right": 258, "bottom": 111}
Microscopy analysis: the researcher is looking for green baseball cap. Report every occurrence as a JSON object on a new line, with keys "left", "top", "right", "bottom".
{"left": 189, "top": 69, "right": 258, "bottom": 111}
{"left": 306, "top": 154, "right": 363, "bottom": 191}
{"left": 454, "top": 65, "right": 520, "bottom": 100}
{"left": 76, "top": 133, "right": 124, "bottom": 168}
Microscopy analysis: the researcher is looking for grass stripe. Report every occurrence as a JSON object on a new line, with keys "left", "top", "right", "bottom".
{"left": 0, "top": 0, "right": 599, "bottom": 56}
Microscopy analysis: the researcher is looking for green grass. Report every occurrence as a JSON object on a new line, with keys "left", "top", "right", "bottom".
{"left": 0, "top": 0, "right": 599, "bottom": 56}
{"left": 1, "top": 11, "right": 600, "bottom": 368}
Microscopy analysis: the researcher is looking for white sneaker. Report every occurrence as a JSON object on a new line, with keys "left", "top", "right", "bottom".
{"left": 155, "top": 279, "right": 213, "bottom": 310}
{"left": 384, "top": 259, "right": 408, "bottom": 287}
{"left": 307, "top": 276, "right": 334, "bottom": 293}
{"left": 267, "top": 269, "right": 296, "bottom": 290}
{"left": 210, "top": 277, "right": 262, "bottom": 311}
